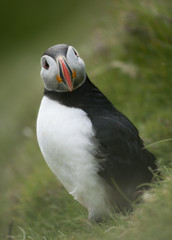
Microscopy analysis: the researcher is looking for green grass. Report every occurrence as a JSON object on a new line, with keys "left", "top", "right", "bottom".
{"left": 1, "top": 0, "right": 172, "bottom": 239}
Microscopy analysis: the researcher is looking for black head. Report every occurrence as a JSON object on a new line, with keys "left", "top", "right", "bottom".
{"left": 43, "top": 44, "right": 68, "bottom": 60}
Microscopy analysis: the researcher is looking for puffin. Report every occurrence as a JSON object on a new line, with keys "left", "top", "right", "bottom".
{"left": 37, "top": 43, "right": 157, "bottom": 221}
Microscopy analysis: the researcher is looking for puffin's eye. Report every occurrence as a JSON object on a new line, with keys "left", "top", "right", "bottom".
{"left": 73, "top": 48, "right": 79, "bottom": 57}
{"left": 43, "top": 59, "right": 49, "bottom": 70}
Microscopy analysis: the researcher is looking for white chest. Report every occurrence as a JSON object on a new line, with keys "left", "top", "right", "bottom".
{"left": 37, "top": 96, "right": 110, "bottom": 219}
{"left": 37, "top": 96, "right": 95, "bottom": 188}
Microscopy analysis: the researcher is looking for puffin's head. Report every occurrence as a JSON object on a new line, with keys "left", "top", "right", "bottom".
{"left": 40, "top": 44, "right": 86, "bottom": 92}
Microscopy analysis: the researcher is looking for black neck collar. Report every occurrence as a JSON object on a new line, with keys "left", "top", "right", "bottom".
{"left": 44, "top": 75, "right": 115, "bottom": 115}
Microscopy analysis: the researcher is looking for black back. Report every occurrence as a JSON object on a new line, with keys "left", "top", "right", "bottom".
{"left": 44, "top": 75, "right": 157, "bottom": 209}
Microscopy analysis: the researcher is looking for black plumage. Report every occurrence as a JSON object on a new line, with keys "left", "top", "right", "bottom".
{"left": 43, "top": 44, "right": 68, "bottom": 59}
{"left": 44, "top": 75, "right": 157, "bottom": 211}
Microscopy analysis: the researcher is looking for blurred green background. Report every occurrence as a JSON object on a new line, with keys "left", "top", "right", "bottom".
{"left": 0, "top": 0, "right": 172, "bottom": 239}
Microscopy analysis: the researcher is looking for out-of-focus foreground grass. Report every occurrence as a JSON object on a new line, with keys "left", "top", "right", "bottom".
{"left": 0, "top": 0, "right": 172, "bottom": 239}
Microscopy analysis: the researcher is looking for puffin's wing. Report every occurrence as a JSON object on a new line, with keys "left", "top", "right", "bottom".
{"left": 92, "top": 112, "right": 157, "bottom": 182}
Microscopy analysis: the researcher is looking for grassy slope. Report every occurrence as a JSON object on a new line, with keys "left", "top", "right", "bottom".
{"left": 1, "top": 0, "right": 172, "bottom": 239}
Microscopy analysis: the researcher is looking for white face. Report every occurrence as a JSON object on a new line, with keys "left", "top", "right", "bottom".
{"left": 40, "top": 45, "right": 86, "bottom": 92}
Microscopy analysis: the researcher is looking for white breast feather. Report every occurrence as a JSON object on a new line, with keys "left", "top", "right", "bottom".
{"left": 37, "top": 96, "right": 111, "bottom": 219}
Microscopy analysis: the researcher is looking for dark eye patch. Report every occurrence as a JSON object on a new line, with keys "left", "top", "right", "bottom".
{"left": 44, "top": 59, "right": 49, "bottom": 70}
{"left": 73, "top": 48, "right": 79, "bottom": 57}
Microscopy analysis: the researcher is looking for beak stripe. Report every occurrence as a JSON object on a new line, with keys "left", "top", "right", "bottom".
{"left": 58, "top": 57, "right": 73, "bottom": 91}
{"left": 58, "top": 61, "right": 65, "bottom": 83}
{"left": 64, "top": 58, "right": 73, "bottom": 77}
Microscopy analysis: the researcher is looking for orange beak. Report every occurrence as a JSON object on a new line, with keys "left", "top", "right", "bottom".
{"left": 56, "top": 56, "right": 73, "bottom": 91}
